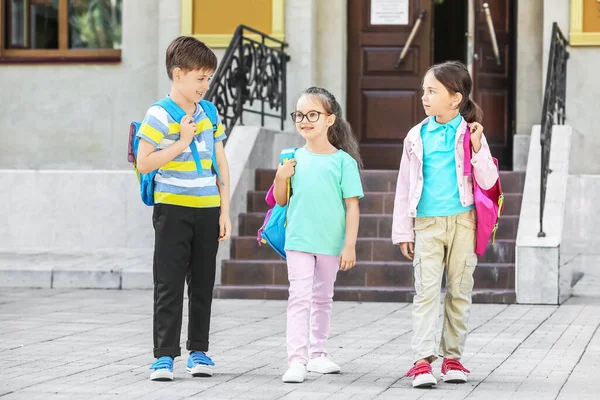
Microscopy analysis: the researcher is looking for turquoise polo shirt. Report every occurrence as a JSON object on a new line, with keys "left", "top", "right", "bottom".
{"left": 417, "top": 114, "right": 474, "bottom": 217}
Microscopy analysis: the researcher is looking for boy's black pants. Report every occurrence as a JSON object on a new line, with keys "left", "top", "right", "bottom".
{"left": 152, "top": 203, "right": 220, "bottom": 358}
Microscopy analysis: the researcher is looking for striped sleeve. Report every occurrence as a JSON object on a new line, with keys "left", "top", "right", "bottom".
{"left": 137, "top": 106, "right": 169, "bottom": 147}
{"left": 213, "top": 113, "right": 227, "bottom": 143}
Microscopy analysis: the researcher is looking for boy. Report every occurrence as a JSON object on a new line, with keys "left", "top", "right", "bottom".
{"left": 135, "top": 36, "right": 231, "bottom": 381}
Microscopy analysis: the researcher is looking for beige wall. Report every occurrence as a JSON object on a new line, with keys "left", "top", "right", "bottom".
{"left": 0, "top": 0, "right": 166, "bottom": 169}
{"left": 516, "top": 0, "right": 544, "bottom": 138}
{"left": 316, "top": 0, "right": 347, "bottom": 111}
{"left": 3, "top": 0, "right": 598, "bottom": 173}
{"left": 541, "top": 0, "right": 600, "bottom": 174}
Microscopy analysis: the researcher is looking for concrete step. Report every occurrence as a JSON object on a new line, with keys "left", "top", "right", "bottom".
{"left": 241, "top": 213, "right": 519, "bottom": 240}
{"left": 254, "top": 169, "right": 526, "bottom": 194}
{"left": 221, "top": 260, "right": 515, "bottom": 290}
{"left": 231, "top": 237, "right": 516, "bottom": 264}
{"left": 0, "top": 250, "right": 153, "bottom": 289}
{"left": 247, "top": 190, "right": 522, "bottom": 216}
{"left": 213, "top": 284, "right": 516, "bottom": 304}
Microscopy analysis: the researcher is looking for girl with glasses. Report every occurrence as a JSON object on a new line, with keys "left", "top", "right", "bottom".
{"left": 275, "top": 87, "right": 364, "bottom": 383}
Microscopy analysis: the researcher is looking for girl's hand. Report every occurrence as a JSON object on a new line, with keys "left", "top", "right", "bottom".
{"left": 399, "top": 242, "right": 414, "bottom": 261}
{"left": 276, "top": 159, "right": 297, "bottom": 180}
{"left": 218, "top": 213, "right": 232, "bottom": 242}
{"left": 339, "top": 245, "right": 356, "bottom": 271}
{"left": 470, "top": 122, "right": 484, "bottom": 153}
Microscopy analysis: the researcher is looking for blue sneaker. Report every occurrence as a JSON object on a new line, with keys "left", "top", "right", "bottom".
{"left": 150, "top": 356, "right": 174, "bottom": 381}
{"left": 186, "top": 351, "right": 215, "bottom": 377}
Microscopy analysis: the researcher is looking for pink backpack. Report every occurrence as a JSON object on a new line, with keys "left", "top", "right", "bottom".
{"left": 463, "top": 125, "right": 504, "bottom": 256}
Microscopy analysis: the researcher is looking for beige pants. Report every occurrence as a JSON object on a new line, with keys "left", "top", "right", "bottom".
{"left": 411, "top": 209, "right": 477, "bottom": 363}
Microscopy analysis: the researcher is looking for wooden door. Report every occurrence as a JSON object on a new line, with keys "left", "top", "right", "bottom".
{"left": 347, "top": 0, "right": 432, "bottom": 170}
{"left": 472, "top": 0, "right": 515, "bottom": 169}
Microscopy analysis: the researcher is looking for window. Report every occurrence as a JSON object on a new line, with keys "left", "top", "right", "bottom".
{"left": 0, "top": 0, "right": 122, "bottom": 62}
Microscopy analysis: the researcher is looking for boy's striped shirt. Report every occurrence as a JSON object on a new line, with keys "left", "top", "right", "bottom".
{"left": 136, "top": 102, "right": 226, "bottom": 208}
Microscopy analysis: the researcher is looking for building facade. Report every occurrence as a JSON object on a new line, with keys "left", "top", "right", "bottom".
{"left": 1, "top": 0, "right": 600, "bottom": 302}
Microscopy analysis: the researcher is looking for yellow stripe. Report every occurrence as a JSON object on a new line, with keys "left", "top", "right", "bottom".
{"left": 168, "top": 119, "right": 214, "bottom": 134}
{"left": 162, "top": 159, "right": 212, "bottom": 172}
{"left": 214, "top": 123, "right": 225, "bottom": 139}
{"left": 155, "top": 193, "right": 221, "bottom": 208}
{"left": 139, "top": 123, "right": 165, "bottom": 144}
{"left": 168, "top": 123, "right": 180, "bottom": 134}
{"left": 197, "top": 119, "right": 212, "bottom": 132}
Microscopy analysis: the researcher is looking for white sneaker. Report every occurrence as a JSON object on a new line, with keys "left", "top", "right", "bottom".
{"left": 307, "top": 355, "right": 341, "bottom": 374}
{"left": 282, "top": 361, "right": 307, "bottom": 383}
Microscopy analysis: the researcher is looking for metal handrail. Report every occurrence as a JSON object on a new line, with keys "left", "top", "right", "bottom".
{"left": 482, "top": 3, "right": 501, "bottom": 65}
{"left": 204, "top": 25, "right": 290, "bottom": 136}
{"left": 538, "top": 23, "right": 569, "bottom": 237}
{"left": 395, "top": 9, "right": 426, "bottom": 68}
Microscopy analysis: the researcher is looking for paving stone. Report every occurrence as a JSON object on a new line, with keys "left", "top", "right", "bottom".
{"left": 0, "top": 281, "right": 598, "bottom": 399}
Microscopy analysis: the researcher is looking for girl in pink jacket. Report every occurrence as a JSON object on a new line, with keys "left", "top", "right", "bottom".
{"left": 392, "top": 61, "right": 499, "bottom": 388}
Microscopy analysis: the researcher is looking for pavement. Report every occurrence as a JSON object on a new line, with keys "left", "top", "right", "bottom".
{"left": 1, "top": 264, "right": 599, "bottom": 400}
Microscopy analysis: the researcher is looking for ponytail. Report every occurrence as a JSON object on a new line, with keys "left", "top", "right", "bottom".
{"left": 301, "top": 87, "right": 364, "bottom": 169}
{"left": 460, "top": 98, "right": 484, "bottom": 124}
{"left": 328, "top": 115, "right": 364, "bottom": 170}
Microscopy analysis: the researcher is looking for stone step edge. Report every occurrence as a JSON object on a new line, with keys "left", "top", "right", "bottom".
{"left": 0, "top": 266, "right": 151, "bottom": 290}
{"left": 223, "top": 260, "right": 515, "bottom": 268}
{"left": 214, "top": 284, "right": 516, "bottom": 303}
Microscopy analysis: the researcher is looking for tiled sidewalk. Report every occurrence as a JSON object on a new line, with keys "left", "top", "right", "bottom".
{"left": 1, "top": 280, "right": 599, "bottom": 399}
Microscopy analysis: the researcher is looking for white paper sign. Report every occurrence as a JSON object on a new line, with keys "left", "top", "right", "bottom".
{"left": 370, "top": 0, "right": 409, "bottom": 25}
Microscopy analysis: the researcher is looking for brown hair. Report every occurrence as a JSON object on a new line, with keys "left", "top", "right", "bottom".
{"left": 165, "top": 36, "right": 217, "bottom": 80}
{"left": 301, "top": 87, "right": 363, "bottom": 169}
{"left": 427, "top": 61, "right": 483, "bottom": 123}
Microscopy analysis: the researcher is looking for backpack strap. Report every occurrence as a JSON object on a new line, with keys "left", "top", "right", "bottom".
{"left": 153, "top": 97, "right": 203, "bottom": 175}
{"left": 463, "top": 123, "right": 472, "bottom": 177}
{"left": 279, "top": 148, "right": 297, "bottom": 211}
{"left": 200, "top": 99, "right": 224, "bottom": 186}
{"left": 280, "top": 147, "right": 297, "bottom": 164}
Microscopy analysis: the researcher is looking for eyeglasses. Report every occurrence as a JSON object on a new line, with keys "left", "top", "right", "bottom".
{"left": 290, "top": 110, "right": 332, "bottom": 123}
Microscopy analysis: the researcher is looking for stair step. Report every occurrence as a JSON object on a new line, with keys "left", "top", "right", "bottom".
{"left": 254, "top": 169, "right": 526, "bottom": 194}
{"left": 214, "top": 284, "right": 516, "bottom": 304}
{"left": 247, "top": 190, "right": 522, "bottom": 216}
{"left": 221, "top": 260, "right": 515, "bottom": 289}
{"left": 240, "top": 213, "right": 519, "bottom": 240}
{"left": 231, "top": 237, "right": 515, "bottom": 263}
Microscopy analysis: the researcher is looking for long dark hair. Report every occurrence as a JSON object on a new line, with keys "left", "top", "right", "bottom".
{"left": 300, "top": 87, "right": 363, "bottom": 169}
{"left": 427, "top": 61, "right": 483, "bottom": 123}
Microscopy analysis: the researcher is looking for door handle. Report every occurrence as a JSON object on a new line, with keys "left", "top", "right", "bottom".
{"left": 482, "top": 3, "right": 501, "bottom": 65}
{"left": 395, "top": 9, "right": 426, "bottom": 68}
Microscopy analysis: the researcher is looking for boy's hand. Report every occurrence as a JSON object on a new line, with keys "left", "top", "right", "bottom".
{"left": 179, "top": 115, "right": 196, "bottom": 145}
{"left": 276, "top": 159, "right": 297, "bottom": 180}
{"left": 339, "top": 245, "right": 356, "bottom": 271}
{"left": 470, "top": 122, "right": 484, "bottom": 153}
{"left": 218, "top": 214, "right": 232, "bottom": 242}
{"left": 399, "top": 242, "right": 414, "bottom": 260}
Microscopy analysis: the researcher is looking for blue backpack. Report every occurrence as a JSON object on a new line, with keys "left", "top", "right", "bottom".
{"left": 127, "top": 98, "right": 222, "bottom": 206}
{"left": 256, "top": 148, "right": 297, "bottom": 259}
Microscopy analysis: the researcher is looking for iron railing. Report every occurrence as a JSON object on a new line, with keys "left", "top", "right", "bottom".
{"left": 538, "top": 23, "right": 569, "bottom": 237}
{"left": 204, "top": 25, "right": 290, "bottom": 136}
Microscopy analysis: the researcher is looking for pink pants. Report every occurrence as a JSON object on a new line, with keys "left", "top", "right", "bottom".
{"left": 286, "top": 250, "right": 340, "bottom": 366}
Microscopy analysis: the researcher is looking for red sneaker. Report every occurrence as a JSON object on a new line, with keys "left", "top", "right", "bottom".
{"left": 441, "top": 358, "right": 470, "bottom": 383}
{"left": 406, "top": 362, "right": 437, "bottom": 388}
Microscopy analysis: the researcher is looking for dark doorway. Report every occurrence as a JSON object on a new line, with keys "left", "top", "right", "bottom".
{"left": 346, "top": 0, "right": 515, "bottom": 170}
{"left": 433, "top": 0, "right": 468, "bottom": 64}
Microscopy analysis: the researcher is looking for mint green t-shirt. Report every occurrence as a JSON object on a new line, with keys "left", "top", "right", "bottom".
{"left": 284, "top": 147, "right": 364, "bottom": 257}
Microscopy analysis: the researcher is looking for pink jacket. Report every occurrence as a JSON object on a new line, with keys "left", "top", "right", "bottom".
{"left": 391, "top": 117, "right": 499, "bottom": 244}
